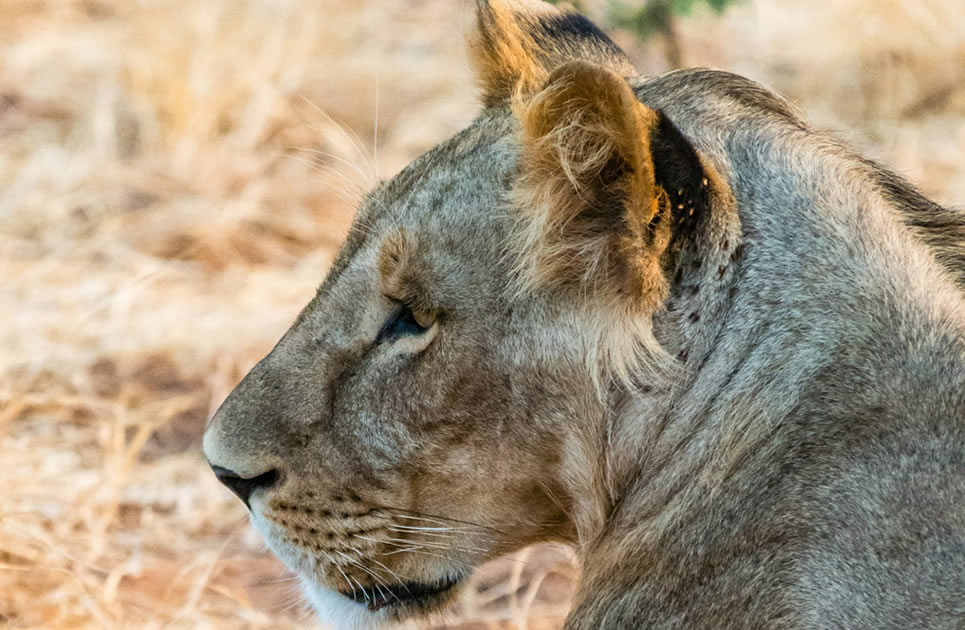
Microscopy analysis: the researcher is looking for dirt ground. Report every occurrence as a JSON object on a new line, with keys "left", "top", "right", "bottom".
{"left": 1, "top": 0, "right": 962, "bottom": 628}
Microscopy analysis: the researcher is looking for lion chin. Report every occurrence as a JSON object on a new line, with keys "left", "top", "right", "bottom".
{"left": 300, "top": 576, "right": 462, "bottom": 630}
{"left": 301, "top": 580, "right": 396, "bottom": 630}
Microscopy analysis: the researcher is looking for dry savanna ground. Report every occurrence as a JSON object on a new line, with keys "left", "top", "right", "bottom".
{"left": 1, "top": 0, "right": 963, "bottom": 628}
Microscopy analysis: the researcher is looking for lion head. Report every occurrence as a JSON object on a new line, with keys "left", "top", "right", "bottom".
{"left": 203, "top": 1, "right": 730, "bottom": 627}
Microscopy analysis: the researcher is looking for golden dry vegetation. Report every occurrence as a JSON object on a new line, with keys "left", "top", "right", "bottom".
{"left": 1, "top": 0, "right": 963, "bottom": 628}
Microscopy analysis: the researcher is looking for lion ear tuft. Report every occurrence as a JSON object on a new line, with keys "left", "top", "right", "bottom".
{"left": 469, "top": 0, "right": 636, "bottom": 106}
{"left": 512, "top": 60, "right": 708, "bottom": 313}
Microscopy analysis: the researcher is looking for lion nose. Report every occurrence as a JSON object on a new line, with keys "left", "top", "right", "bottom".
{"left": 210, "top": 464, "right": 280, "bottom": 508}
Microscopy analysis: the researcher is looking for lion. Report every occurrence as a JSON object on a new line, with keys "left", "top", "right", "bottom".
{"left": 202, "top": 1, "right": 965, "bottom": 628}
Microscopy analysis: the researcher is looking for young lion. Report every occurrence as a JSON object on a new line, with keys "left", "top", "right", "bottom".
{"left": 203, "top": 1, "right": 965, "bottom": 628}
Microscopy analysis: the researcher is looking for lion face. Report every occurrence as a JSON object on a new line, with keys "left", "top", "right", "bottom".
{"left": 203, "top": 1, "right": 714, "bottom": 627}
{"left": 203, "top": 114, "right": 584, "bottom": 626}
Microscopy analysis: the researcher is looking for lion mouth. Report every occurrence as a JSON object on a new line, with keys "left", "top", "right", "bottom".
{"left": 340, "top": 576, "right": 461, "bottom": 612}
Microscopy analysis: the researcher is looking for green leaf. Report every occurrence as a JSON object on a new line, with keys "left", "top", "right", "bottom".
{"left": 609, "top": 0, "right": 673, "bottom": 39}
{"left": 672, "top": 0, "right": 697, "bottom": 16}
{"left": 704, "top": 0, "right": 735, "bottom": 12}
{"left": 556, "top": 0, "right": 743, "bottom": 42}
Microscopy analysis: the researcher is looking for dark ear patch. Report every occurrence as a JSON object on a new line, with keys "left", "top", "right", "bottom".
{"left": 650, "top": 111, "right": 709, "bottom": 240}
{"left": 531, "top": 12, "right": 631, "bottom": 63}
{"left": 471, "top": 0, "right": 636, "bottom": 107}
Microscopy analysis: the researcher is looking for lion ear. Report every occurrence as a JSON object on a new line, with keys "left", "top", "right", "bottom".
{"left": 512, "top": 60, "right": 709, "bottom": 312}
{"left": 470, "top": 0, "right": 636, "bottom": 106}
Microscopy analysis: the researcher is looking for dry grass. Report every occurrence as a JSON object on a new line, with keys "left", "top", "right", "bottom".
{"left": 1, "top": 0, "right": 962, "bottom": 628}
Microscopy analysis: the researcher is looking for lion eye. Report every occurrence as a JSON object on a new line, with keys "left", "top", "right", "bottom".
{"left": 378, "top": 305, "right": 435, "bottom": 343}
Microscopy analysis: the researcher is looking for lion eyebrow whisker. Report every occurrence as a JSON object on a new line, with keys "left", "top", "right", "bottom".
{"left": 287, "top": 146, "right": 372, "bottom": 186}
{"left": 295, "top": 94, "right": 378, "bottom": 183}
{"left": 279, "top": 153, "right": 366, "bottom": 198}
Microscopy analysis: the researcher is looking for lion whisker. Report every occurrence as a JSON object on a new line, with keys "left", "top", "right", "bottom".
{"left": 377, "top": 507, "right": 504, "bottom": 534}
{"left": 295, "top": 94, "right": 378, "bottom": 183}
{"left": 287, "top": 146, "right": 372, "bottom": 184}
{"left": 346, "top": 573, "right": 369, "bottom": 600}
{"left": 380, "top": 545, "right": 449, "bottom": 562}
{"left": 382, "top": 536, "right": 490, "bottom": 556}
{"left": 387, "top": 526, "right": 499, "bottom": 546}
{"left": 389, "top": 517, "right": 478, "bottom": 533}
{"left": 318, "top": 550, "right": 364, "bottom": 598}
{"left": 387, "top": 524, "right": 454, "bottom": 532}
{"left": 280, "top": 152, "right": 365, "bottom": 195}
{"left": 355, "top": 534, "right": 482, "bottom": 559}
{"left": 334, "top": 549, "right": 392, "bottom": 594}
{"left": 348, "top": 549, "right": 416, "bottom": 597}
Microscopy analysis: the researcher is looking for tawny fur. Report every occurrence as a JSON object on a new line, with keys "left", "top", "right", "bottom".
{"left": 204, "top": 1, "right": 965, "bottom": 629}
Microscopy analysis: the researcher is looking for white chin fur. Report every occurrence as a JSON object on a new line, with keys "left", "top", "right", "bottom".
{"left": 300, "top": 579, "right": 408, "bottom": 630}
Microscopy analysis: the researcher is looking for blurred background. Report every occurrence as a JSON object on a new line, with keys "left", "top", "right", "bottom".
{"left": 0, "top": 0, "right": 962, "bottom": 628}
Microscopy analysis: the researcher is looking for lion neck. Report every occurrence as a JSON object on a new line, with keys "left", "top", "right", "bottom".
{"left": 552, "top": 69, "right": 965, "bottom": 630}
{"left": 549, "top": 164, "right": 746, "bottom": 544}
{"left": 565, "top": 89, "right": 964, "bottom": 593}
